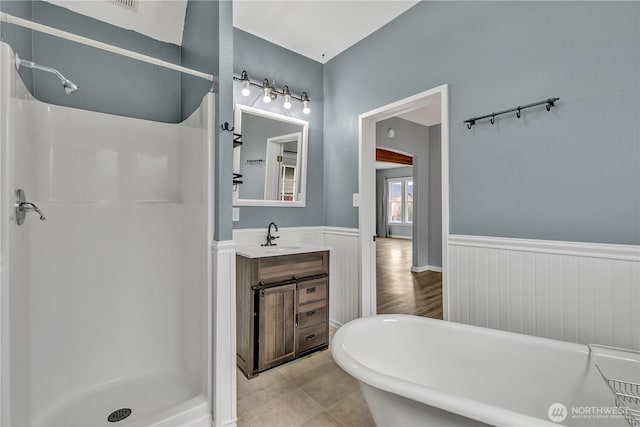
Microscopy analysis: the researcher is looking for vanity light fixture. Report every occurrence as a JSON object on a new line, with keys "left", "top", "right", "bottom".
{"left": 234, "top": 70, "right": 311, "bottom": 114}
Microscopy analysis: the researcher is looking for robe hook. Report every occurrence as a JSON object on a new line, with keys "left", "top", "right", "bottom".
{"left": 546, "top": 99, "right": 555, "bottom": 111}
{"left": 466, "top": 120, "right": 475, "bottom": 130}
{"left": 221, "top": 122, "right": 234, "bottom": 132}
{"left": 516, "top": 107, "right": 521, "bottom": 119}
{"left": 490, "top": 115, "right": 495, "bottom": 125}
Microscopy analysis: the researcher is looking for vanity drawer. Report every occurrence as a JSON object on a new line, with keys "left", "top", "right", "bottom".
{"left": 258, "top": 251, "right": 329, "bottom": 284}
{"left": 297, "top": 278, "right": 327, "bottom": 305}
{"left": 297, "top": 300, "right": 327, "bottom": 329}
{"left": 297, "top": 323, "right": 327, "bottom": 354}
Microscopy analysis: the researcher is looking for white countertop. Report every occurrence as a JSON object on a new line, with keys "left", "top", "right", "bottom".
{"left": 236, "top": 242, "right": 331, "bottom": 258}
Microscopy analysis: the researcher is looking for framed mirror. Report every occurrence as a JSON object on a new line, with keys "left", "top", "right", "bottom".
{"left": 233, "top": 104, "right": 309, "bottom": 207}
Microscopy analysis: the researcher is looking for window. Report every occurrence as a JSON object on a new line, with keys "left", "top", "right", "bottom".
{"left": 388, "top": 178, "right": 413, "bottom": 224}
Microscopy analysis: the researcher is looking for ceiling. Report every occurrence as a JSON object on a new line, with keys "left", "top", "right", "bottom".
{"left": 44, "top": 1, "right": 418, "bottom": 64}
{"left": 233, "top": 0, "right": 419, "bottom": 63}
{"left": 44, "top": 0, "right": 187, "bottom": 45}
{"left": 376, "top": 161, "right": 412, "bottom": 170}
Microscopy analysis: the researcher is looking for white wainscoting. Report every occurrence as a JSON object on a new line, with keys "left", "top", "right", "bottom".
{"left": 323, "top": 227, "right": 360, "bottom": 328}
{"left": 448, "top": 235, "right": 640, "bottom": 350}
{"left": 232, "top": 227, "right": 360, "bottom": 329}
{"left": 211, "top": 240, "right": 237, "bottom": 427}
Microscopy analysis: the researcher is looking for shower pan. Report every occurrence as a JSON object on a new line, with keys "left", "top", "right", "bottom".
{"left": 0, "top": 42, "right": 214, "bottom": 426}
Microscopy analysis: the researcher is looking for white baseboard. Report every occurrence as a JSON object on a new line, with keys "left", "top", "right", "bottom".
{"left": 389, "top": 234, "right": 412, "bottom": 240}
{"left": 411, "top": 265, "right": 442, "bottom": 273}
{"left": 329, "top": 319, "right": 343, "bottom": 329}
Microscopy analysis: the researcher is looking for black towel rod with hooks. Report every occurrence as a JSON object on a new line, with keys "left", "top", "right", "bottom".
{"left": 464, "top": 97, "right": 560, "bottom": 129}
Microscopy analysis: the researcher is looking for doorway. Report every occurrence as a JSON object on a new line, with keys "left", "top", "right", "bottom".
{"left": 358, "top": 84, "right": 450, "bottom": 319}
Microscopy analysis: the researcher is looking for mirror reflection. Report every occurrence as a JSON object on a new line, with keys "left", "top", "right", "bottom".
{"left": 233, "top": 105, "right": 309, "bottom": 206}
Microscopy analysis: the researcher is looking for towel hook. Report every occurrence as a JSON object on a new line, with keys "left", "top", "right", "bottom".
{"left": 466, "top": 120, "right": 475, "bottom": 130}
{"left": 545, "top": 98, "right": 555, "bottom": 111}
{"left": 490, "top": 115, "right": 495, "bottom": 125}
{"left": 516, "top": 107, "right": 521, "bottom": 119}
{"left": 221, "top": 122, "right": 234, "bottom": 132}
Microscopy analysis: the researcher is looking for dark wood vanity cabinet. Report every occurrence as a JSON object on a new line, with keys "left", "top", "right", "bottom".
{"left": 236, "top": 251, "right": 329, "bottom": 378}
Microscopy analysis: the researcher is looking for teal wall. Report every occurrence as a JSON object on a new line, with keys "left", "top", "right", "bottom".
{"left": 324, "top": 1, "right": 640, "bottom": 245}
{"left": 1, "top": 1, "right": 638, "bottom": 244}
{"left": 1, "top": 0, "right": 183, "bottom": 122}
{"left": 0, "top": 0, "right": 233, "bottom": 239}
{"left": 0, "top": 0, "right": 33, "bottom": 90}
{"left": 232, "top": 29, "right": 324, "bottom": 229}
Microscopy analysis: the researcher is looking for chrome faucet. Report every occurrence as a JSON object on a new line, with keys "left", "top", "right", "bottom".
{"left": 262, "top": 222, "right": 280, "bottom": 246}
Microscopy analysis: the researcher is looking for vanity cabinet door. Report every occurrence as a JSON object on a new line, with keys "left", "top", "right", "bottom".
{"left": 258, "top": 284, "right": 296, "bottom": 372}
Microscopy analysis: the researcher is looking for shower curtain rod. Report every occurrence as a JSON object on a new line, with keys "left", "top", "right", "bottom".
{"left": 0, "top": 12, "right": 215, "bottom": 82}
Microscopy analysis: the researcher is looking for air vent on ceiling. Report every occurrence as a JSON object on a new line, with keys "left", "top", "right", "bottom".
{"left": 113, "top": 0, "right": 138, "bottom": 11}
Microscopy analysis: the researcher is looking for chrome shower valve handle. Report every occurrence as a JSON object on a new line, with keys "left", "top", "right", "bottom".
{"left": 14, "top": 189, "right": 46, "bottom": 225}
{"left": 21, "top": 202, "right": 46, "bottom": 220}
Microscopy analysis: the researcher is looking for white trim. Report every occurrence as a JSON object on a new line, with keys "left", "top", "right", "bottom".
{"left": 329, "top": 320, "right": 343, "bottom": 329}
{"left": 389, "top": 235, "right": 412, "bottom": 240}
{"left": 411, "top": 265, "right": 443, "bottom": 273}
{"left": 449, "top": 234, "right": 640, "bottom": 262}
{"left": 323, "top": 227, "right": 359, "bottom": 237}
{"left": 211, "top": 240, "right": 237, "bottom": 427}
{"left": 359, "top": 84, "right": 450, "bottom": 320}
{"left": 0, "top": 12, "right": 214, "bottom": 82}
{"left": 232, "top": 226, "right": 323, "bottom": 246}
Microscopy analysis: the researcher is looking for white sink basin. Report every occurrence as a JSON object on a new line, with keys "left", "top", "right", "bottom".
{"left": 236, "top": 243, "right": 330, "bottom": 258}
{"left": 265, "top": 245, "right": 302, "bottom": 253}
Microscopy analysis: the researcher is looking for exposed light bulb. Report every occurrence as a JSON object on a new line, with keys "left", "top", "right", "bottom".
{"left": 261, "top": 79, "right": 271, "bottom": 103}
{"left": 283, "top": 86, "right": 292, "bottom": 109}
{"left": 241, "top": 80, "right": 250, "bottom": 97}
{"left": 301, "top": 92, "right": 311, "bottom": 115}
{"left": 240, "top": 70, "right": 251, "bottom": 96}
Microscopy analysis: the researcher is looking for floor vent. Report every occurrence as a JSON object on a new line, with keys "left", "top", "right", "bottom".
{"left": 107, "top": 408, "right": 132, "bottom": 423}
{"left": 113, "top": 0, "right": 137, "bottom": 11}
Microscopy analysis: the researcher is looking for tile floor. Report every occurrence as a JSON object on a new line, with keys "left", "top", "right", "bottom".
{"left": 236, "top": 329, "right": 376, "bottom": 427}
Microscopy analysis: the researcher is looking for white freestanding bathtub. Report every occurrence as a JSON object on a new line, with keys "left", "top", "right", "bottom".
{"left": 331, "top": 315, "right": 636, "bottom": 427}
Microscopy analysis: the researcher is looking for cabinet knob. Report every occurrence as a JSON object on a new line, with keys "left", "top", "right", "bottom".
{"left": 305, "top": 334, "right": 316, "bottom": 342}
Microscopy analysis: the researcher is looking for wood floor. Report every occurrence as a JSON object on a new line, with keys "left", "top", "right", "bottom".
{"left": 376, "top": 237, "right": 443, "bottom": 319}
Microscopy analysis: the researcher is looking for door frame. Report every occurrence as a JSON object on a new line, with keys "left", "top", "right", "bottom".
{"left": 358, "top": 84, "right": 450, "bottom": 319}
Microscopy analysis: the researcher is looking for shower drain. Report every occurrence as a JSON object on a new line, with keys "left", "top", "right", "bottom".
{"left": 107, "top": 408, "right": 132, "bottom": 423}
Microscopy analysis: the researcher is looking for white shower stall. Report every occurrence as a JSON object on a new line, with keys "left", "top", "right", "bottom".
{"left": 0, "top": 42, "right": 215, "bottom": 426}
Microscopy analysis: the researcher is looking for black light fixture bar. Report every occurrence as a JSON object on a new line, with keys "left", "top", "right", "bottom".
{"left": 464, "top": 97, "right": 560, "bottom": 129}
{"left": 234, "top": 78, "right": 308, "bottom": 102}
{"left": 233, "top": 69, "right": 310, "bottom": 114}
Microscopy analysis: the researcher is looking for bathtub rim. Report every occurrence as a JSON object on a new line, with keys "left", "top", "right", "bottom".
{"left": 331, "top": 314, "right": 587, "bottom": 427}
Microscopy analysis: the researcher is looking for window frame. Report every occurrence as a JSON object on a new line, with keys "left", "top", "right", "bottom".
{"left": 387, "top": 177, "right": 413, "bottom": 225}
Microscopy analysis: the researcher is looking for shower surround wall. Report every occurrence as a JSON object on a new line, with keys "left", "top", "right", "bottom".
{"left": 0, "top": 43, "right": 213, "bottom": 426}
